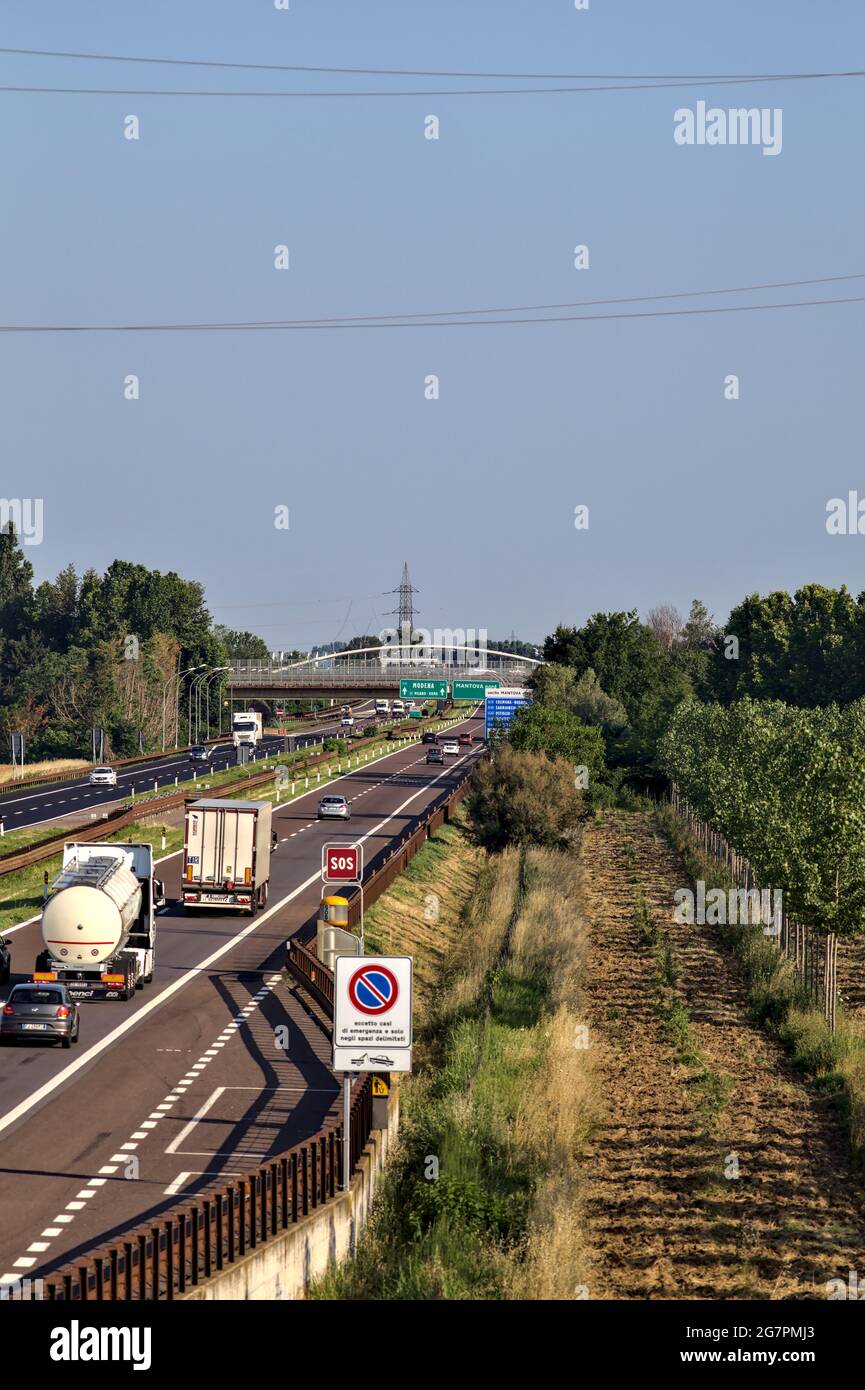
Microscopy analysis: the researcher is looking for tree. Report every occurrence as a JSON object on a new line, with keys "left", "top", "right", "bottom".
{"left": 571, "top": 668, "right": 629, "bottom": 733}
{"left": 0, "top": 523, "right": 35, "bottom": 690}
{"left": 646, "top": 604, "right": 684, "bottom": 653}
{"left": 681, "top": 599, "right": 717, "bottom": 650}
{"left": 467, "top": 746, "right": 585, "bottom": 851}
{"left": 213, "top": 626, "right": 269, "bottom": 659}
{"left": 704, "top": 585, "right": 865, "bottom": 707}
{"left": 508, "top": 703, "right": 606, "bottom": 780}
{"left": 528, "top": 663, "right": 578, "bottom": 709}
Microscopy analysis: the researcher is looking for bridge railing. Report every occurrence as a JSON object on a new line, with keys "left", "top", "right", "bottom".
{"left": 229, "top": 659, "right": 530, "bottom": 684}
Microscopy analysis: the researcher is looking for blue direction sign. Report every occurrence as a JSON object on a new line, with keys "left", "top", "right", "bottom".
{"left": 484, "top": 686, "right": 531, "bottom": 739}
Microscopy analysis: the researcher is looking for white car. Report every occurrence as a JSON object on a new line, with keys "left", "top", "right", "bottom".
{"left": 341, "top": 716, "right": 355, "bottom": 727}
{"left": 89, "top": 766, "right": 118, "bottom": 787}
{"left": 318, "top": 795, "right": 351, "bottom": 821}
{"left": 441, "top": 741, "right": 459, "bottom": 756}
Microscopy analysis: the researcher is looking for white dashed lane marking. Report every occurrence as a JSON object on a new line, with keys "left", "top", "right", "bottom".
{"left": 0, "top": 972, "right": 285, "bottom": 1285}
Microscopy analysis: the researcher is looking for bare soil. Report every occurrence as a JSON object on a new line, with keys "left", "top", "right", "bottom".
{"left": 580, "top": 811, "right": 865, "bottom": 1300}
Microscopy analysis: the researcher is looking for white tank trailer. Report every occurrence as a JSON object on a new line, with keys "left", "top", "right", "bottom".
{"left": 36, "top": 842, "right": 164, "bottom": 1000}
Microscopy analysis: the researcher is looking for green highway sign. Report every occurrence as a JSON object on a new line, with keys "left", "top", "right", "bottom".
{"left": 409, "top": 709, "right": 422, "bottom": 719}
{"left": 452, "top": 679, "right": 501, "bottom": 701}
{"left": 399, "top": 679, "right": 448, "bottom": 699}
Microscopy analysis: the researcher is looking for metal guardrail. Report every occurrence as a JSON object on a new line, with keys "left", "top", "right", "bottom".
{"left": 41, "top": 748, "right": 484, "bottom": 1300}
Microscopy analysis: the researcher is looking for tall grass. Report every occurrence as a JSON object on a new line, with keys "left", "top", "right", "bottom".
{"left": 312, "top": 843, "right": 598, "bottom": 1299}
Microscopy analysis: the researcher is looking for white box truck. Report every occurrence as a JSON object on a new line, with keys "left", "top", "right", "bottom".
{"left": 182, "top": 799, "right": 273, "bottom": 914}
{"left": 35, "top": 842, "right": 163, "bottom": 1001}
{"left": 374, "top": 699, "right": 390, "bottom": 718}
{"left": 231, "top": 710, "right": 262, "bottom": 750}
{"left": 391, "top": 699, "right": 405, "bottom": 719}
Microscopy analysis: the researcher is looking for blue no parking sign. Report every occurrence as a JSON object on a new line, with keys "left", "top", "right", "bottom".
{"left": 348, "top": 964, "right": 399, "bottom": 1016}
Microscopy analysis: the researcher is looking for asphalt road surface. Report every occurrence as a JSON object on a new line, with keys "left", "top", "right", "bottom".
{"left": 0, "top": 711, "right": 483, "bottom": 1285}
{"left": 0, "top": 703, "right": 375, "bottom": 836}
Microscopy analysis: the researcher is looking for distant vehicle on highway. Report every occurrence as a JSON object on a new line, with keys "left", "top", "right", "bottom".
{"left": 232, "top": 710, "right": 262, "bottom": 751}
{"left": 341, "top": 715, "right": 355, "bottom": 727}
{"left": 318, "top": 794, "right": 351, "bottom": 821}
{"left": 441, "top": 740, "right": 459, "bottom": 756}
{"left": 188, "top": 745, "right": 212, "bottom": 765}
{"left": 89, "top": 766, "right": 117, "bottom": 787}
{"left": 458, "top": 732, "right": 472, "bottom": 746}
{"left": 0, "top": 937, "right": 10, "bottom": 985}
{"left": 426, "top": 747, "right": 444, "bottom": 765}
{"left": 1, "top": 983, "right": 80, "bottom": 1048}
{"left": 421, "top": 731, "right": 437, "bottom": 744}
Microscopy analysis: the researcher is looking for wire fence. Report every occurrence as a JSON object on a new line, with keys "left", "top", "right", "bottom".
{"left": 670, "top": 785, "right": 838, "bottom": 1030}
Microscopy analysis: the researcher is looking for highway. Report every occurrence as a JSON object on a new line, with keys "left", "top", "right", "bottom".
{"left": 0, "top": 710, "right": 483, "bottom": 1285}
{"left": 0, "top": 703, "right": 375, "bottom": 837}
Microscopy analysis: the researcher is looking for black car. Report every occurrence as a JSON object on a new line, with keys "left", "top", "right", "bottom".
{"left": 1, "top": 983, "right": 80, "bottom": 1048}
{"left": 426, "top": 747, "right": 445, "bottom": 765}
{"left": 421, "top": 731, "right": 437, "bottom": 744}
{"left": 0, "top": 936, "right": 10, "bottom": 985}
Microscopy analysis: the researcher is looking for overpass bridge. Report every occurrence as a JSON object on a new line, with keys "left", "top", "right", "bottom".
{"left": 228, "top": 648, "right": 539, "bottom": 702}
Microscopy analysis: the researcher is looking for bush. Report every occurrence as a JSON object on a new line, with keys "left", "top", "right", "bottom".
{"left": 365, "top": 723, "right": 379, "bottom": 738}
{"left": 467, "top": 746, "right": 584, "bottom": 852}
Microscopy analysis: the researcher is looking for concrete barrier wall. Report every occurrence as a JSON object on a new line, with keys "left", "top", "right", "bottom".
{"left": 181, "top": 1091, "right": 399, "bottom": 1301}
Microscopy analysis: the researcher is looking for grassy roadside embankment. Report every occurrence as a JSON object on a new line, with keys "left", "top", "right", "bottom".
{"left": 312, "top": 806, "right": 597, "bottom": 1300}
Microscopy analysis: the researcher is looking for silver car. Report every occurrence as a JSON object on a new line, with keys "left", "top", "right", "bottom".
{"left": 1, "top": 984, "right": 81, "bottom": 1048}
{"left": 318, "top": 795, "right": 351, "bottom": 821}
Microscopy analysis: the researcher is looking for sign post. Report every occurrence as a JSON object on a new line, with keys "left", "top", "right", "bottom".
{"left": 322, "top": 843, "right": 364, "bottom": 950}
{"left": 342, "top": 1074, "right": 351, "bottom": 1191}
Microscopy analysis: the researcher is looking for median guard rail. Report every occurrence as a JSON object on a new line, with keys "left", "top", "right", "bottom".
{"left": 39, "top": 745, "right": 484, "bottom": 1300}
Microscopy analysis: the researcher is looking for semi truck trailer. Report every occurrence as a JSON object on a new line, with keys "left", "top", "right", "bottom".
{"left": 182, "top": 799, "right": 273, "bottom": 914}
{"left": 35, "top": 842, "right": 163, "bottom": 1001}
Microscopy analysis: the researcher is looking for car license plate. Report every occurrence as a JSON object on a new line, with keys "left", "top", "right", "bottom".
{"left": 22, "top": 1022, "right": 47, "bottom": 1030}
{"left": 206, "top": 894, "right": 234, "bottom": 903}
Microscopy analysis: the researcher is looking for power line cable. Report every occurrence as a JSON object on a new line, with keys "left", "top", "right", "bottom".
{"left": 2, "top": 296, "right": 862, "bottom": 333}
{"left": 0, "top": 46, "right": 858, "bottom": 82}
{"left": 1, "top": 73, "right": 862, "bottom": 98}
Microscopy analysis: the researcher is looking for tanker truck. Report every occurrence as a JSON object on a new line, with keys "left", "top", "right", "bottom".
{"left": 34, "top": 842, "right": 164, "bottom": 1001}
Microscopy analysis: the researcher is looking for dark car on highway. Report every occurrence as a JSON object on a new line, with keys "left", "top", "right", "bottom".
{"left": 458, "top": 732, "right": 472, "bottom": 745}
{"left": 426, "top": 746, "right": 445, "bottom": 765}
{"left": 0, "top": 936, "right": 10, "bottom": 984}
{"left": 421, "top": 731, "right": 437, "bottom": 744}
{"left": 1, "top": 983, "right": 80, "bottom": 1048}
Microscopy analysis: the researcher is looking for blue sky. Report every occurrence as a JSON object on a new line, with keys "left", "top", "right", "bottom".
{"left": 2, "top": 0, "right": 863, "bottom": 647}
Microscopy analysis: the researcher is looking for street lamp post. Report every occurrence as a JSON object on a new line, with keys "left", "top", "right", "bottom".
{"left": 203, "top": 667, "right": 229, "bottom": 743}
{"left": 189, "top": 671, "right": 211, "bottom": 746}
{"left": 162, "top": 664, "right": 204, "bottom": 752}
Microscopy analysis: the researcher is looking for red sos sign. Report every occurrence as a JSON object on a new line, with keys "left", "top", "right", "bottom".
{"left": 323, "top": 844, "right": 362, "bottom": 883}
